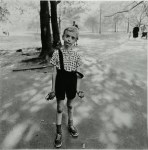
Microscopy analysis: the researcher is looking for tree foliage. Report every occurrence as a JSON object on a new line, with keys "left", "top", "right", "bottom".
{"left": 84, "top": 16, "right": 99, "bottom": 32}
{"left": 128, "top": 1, "right": 148, "bottom": 27}
{"left": 0, "top": 0, "right": 40, "bottom": 31}
{"left": 58, "top": 1, "right": 87, "bottom": 29}
{"left": 0, "top": 1, "right": 10, "bottom": 24}
{"left": 103, "top": 1, "right": 148, "bottom": 30}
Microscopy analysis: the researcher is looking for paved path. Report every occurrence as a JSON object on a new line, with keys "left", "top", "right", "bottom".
{"left": 0, "top": 33, "right": 147, "bottom": 149}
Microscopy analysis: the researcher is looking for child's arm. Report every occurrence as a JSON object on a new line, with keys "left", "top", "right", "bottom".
{"left": 51, "top": 66, "right": 57, "bottom": 92}
{"left": 77, "top": 67, "right": 81, "bottom": 91}
{"left": 76, "top": 66, "right": 84, "bottom": 98}
{"left": 46, "top": 50, "right": 58, "bottom": 100}
{"left": 76, "top": 52, "right": 84, "bottom": 98}
{"left": 45, "top": 66, "right": 57, "bottom": 100}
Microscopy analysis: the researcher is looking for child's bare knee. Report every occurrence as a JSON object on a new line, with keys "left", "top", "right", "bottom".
{"left": 57, "top": 105, "right": 63, "bottom": 113}
{"left": 57, "top": 102, "right": 64, "bottom": 113}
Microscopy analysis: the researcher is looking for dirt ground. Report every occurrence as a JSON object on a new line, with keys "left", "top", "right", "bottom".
{"left": 0, "top": 32, "right": 147, "bottom": 149}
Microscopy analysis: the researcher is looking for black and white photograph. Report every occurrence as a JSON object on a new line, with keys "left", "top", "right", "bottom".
{"left": 0, "top": 0, "right": 147, "bottom": 149}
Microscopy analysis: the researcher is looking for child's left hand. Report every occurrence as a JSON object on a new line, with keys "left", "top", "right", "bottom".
{"left": 77, "top": 91, "right": 84, "bottom": 98}
{"left": 45, "top": 91, "right": 55, "bottom": 100}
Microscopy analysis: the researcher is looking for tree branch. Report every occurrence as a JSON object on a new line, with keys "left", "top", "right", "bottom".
{"left": 56, "top": 0, "right": 61, "bottom": 5}
{"left": 104, "top": 1, "right": 144, "bottom": 17}
{"left": 142, "top": 2, "right": 148, "bottom": 17}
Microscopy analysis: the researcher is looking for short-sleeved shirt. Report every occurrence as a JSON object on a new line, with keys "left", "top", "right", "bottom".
{"left": 50, "top": 47, "right": 81, "bottom": 72}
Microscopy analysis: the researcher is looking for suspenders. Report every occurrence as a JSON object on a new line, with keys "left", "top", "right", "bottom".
{"left": 58, "top": 48, "right": 84, "bottom": 79}
{"left": 58, "top": 49, "right": 64, "bottom": 71}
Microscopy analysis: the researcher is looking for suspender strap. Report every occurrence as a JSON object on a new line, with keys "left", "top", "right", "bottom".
{"left": 58, "top": 48, "right": 84, "bottom": 79}
{"left": 58, "top": 49, "right": 64, "bottom": 70}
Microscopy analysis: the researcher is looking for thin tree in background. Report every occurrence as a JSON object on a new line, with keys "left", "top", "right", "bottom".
{"left": 99, "top": 7, "right": 102, "bottom": 34}
{"left": 39, "top": 1, "right": 52, "bottom": 59}
{"left": 127, "top": 17, "right": 130, "bottom": 33}
{"left": 50, "top": 0, "right": 61, "bottom": 48}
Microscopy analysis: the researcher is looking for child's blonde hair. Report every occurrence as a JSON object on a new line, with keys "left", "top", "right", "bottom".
{"left": 63, "top": 26, "right": 79, "bottom": 40}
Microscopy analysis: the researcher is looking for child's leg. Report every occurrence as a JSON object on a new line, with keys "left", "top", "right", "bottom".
{"left": 67, "top": 98, "right": 75, "bottom": 125}
{"left": 56, "top": 100, "right": 64, "bottom": 133}
{"left": 67, "top": 98, "right": 79, "bottom": 137}
{"left": 54, "top": 100, "right": 64, "bottom": 148}
{"left": 66, "top": 74, "right": 77, "bottom": 125}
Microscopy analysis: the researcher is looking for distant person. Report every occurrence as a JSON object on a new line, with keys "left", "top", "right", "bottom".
{"left": 46, "top": 26, "right": 84, "bottom": 148}
{"left": 2, "top": 28, "right": 9, "bottom": 36}
{"left": 141, "top": 25, "right": 147, "bottom": 39}
{"left": 133, "top": 25, "right": 139, "bottom": 39}
{"left": 73, "top": 21, "right": 79, "bottom": 46}
{"left": 73, "top": 21, "right": 79, "bottom": 29}
{"left": 3, "top": 31, "right": 9, "bottom": 36}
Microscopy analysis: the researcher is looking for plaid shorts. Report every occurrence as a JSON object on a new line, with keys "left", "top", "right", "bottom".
{"left": 55, "top": 69, "right": 77, "bottom": 100}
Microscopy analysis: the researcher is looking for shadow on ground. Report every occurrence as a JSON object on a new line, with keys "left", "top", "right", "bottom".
{"left": 0, "top": 58, "right": 147, "bottom": 149}
{"left": 0, "top": 71, "right": 57, "bottom": 149}
{"left": 76, "top": 59, "right": 147, "bottom": 149}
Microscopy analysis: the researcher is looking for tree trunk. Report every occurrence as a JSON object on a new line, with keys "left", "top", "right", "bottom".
{"left": 50, "top": 1, "right": 61, "bottom": 48}
{"left": 39, "top": 1, "right": 52, "bottom": 58}
{"left": 99, "top": 8, "right": 101, "bottom": 34}
{"left": 127, "top": 17, "right": 129, "bottom": 33}
{"left": 114, "top": 22, "right": 117, "bottom": 32}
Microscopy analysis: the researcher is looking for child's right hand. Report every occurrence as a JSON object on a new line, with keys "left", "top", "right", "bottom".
{"left": 77, "top": 91, "right": 84, "bottom": 99}
{"left": 45, "top": 91, "right": 55, "bottom": 100}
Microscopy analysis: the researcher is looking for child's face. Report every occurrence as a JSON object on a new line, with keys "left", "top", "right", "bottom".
{"left": 63, "top": 31, "right": 77, "bottom": 48}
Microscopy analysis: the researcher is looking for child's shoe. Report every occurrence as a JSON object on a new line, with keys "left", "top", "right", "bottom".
{"left": 54, "top": 133, "right": 62, "bottom": 148}
{"left": 68, "top": 125, "right": 79, "bottom": 137}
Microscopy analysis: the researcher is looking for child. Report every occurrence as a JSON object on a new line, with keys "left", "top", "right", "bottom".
{"left": 49, "top": 26, "right": 84, "bottom": 148}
